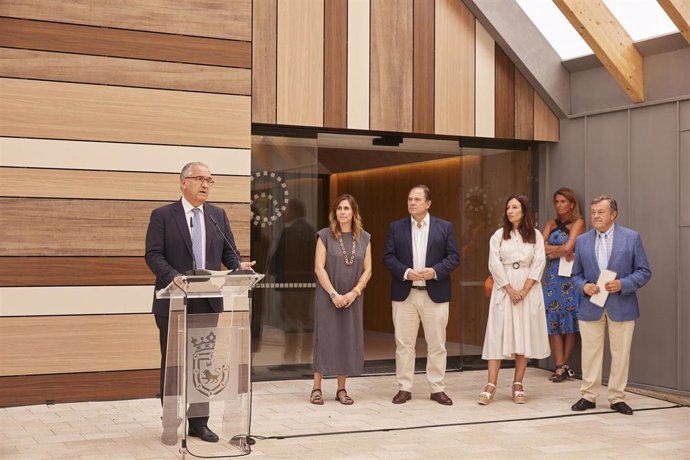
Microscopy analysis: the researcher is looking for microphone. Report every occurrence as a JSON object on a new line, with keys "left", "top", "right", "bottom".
{"left": 208, "top": 213, "right": 251, "bottom": 273}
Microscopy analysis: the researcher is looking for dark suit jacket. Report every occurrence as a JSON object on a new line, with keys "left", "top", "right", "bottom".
{"left": 572, "top": 225, "right": 651, "bottom": 322}
{"left": 383, "top": 215, "right": 460, "bottom": 303}
{"left": 145, "top": 200, "right": 241, "bottom": 316}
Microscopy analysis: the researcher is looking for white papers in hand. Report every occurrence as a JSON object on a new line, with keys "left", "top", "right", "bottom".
{"left": 558, "top": 256, "right": 574, "bottom": 277}
{"left": 590, "top": 269, "right": 617, "bottom": 307}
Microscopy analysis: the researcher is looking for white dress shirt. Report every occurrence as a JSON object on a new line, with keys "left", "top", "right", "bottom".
{"left": 405, "top": 213, "right": 430, "bottom": 286}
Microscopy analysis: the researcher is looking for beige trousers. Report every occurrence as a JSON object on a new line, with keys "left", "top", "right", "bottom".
{"left": 579, "top": 310, "right": 635, "bottom": 404}
{"left": 392, "top": 289, "right": 449, "bottom": 393}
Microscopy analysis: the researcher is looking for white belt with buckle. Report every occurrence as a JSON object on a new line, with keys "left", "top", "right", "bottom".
{"left": 503, "top": 261, "right": 525, "bottom": 269}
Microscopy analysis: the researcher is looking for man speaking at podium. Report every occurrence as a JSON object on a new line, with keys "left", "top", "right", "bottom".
{"left": 145, "top": 161, "right": 254, "bottom": 443}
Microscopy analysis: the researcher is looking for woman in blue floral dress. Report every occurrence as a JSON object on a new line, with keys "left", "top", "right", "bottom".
{"left": 541, "top": 188, "right": 585, "bottom": 382}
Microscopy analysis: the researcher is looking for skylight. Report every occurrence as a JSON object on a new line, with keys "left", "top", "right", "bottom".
{"left": 516, "top": 0, "right": 680, "bottom": 61}
{"left": 602, "top": 0, "right": 678, "bottom": 41}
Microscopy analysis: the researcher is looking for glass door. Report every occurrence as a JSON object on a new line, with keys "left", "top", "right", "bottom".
{"left": 458, "top": 147, "right": 536, "bottom": 369}
{"left": 250, "top": 131, "right": 536, "bottom": 380}
{"left": 250, "top": 135, "right": 319, "bottom": 379}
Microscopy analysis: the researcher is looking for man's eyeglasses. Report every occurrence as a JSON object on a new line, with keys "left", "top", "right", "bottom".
{"left": 185, "top": 176, "right": 215, "bottom": 186}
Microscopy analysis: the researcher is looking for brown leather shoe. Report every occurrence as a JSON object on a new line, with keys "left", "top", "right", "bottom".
{"left": 392, "top": 390, "right": 412, "bottom": 404}
{"left": 430, "top": 391, "right": 453, "bottom": 406}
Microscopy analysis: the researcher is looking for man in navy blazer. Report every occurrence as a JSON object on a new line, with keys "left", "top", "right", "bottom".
{"left": 570, "top": 195, "right": 651, "bottom": 415}
{"left": 383, "top": 185, "right": 460, "bottom": 406}
{"left": 145, "top": 162, "right": 253, "bottom": 442}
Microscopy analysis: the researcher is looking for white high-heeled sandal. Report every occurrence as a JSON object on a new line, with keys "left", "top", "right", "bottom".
{"left": 478, "top": 383, "right": 496, "bottom": 405}
{"left": 512, "top": 382, "right": 526, "bottom": 404}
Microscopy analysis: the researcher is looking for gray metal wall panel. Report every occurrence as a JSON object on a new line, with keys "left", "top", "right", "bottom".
{"left": 586, "top": 111, "right": 629, "bottom": 226}
{"left": 681, "top": 100, "right": 690, "bottom": 132}
{"left": 571, "top": 67, "right": 629, "bottom": 116}
{"left": 546, "top": 117, "right": 586, "bottom": 223}
{"left": 629, "top": 104, "right": 678, "bottom": 388}
{"left": 645, "top": 49, "right": 690, "bottom": 104}
{"left": 680, "top": 227, "right": 690, "bottom": 391}
{"left": 682, "top": 130, "right": 690, "bottom": 227}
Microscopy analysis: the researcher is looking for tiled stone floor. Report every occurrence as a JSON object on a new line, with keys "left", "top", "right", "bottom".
{"left": 1, "top": 369, "right": 688, "bottom": 459}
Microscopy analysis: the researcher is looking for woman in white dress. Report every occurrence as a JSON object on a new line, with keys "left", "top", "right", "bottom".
{"left": 479, "top": 195, "right": 550, "bottom": 405}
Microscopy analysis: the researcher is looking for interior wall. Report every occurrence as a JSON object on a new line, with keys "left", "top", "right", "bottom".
{"left": 0, "top": 1, "right": 252, "bottom": 406}
{"left": 252, "top": 0, "right": 559, "bottom": 142}
{"left": 544, "top": 99, "right": 690, "bottom": 393}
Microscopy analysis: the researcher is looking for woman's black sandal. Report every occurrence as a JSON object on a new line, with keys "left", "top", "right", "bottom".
{"left": 335, "top": 388, "right": 354, "bottom": 405}
{"left": 549, "top": 364, "right": 568, "bottom": 383}
{"left": 310, "top": 388, "right": 324, "bottom": 405}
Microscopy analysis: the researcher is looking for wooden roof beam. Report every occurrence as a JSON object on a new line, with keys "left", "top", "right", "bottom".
{"left": 554, "top": 0, "right": 644, "bottom": 103}
{"left": 657, "top": 0, "right": 690, "bottom": 45}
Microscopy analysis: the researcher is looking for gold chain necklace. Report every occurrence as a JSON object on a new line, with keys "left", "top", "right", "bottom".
{"left": 338, "top": 236, "right": 356, "bottom": 266}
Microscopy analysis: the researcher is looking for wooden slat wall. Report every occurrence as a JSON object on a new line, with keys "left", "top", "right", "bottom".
{"left": 347, "top": 0, "right": 370, "bottom": 130}
{"left": 0, "top": 258, "right": 154, "bottom": 287}
{"left": 495, "top": 44, "right": 515, "bottom": 139}
{"left": 0, "top": 1, "right": 253, "bottom": 405}
{"left": 435, "top": 0, "right": 475, "bottom": 136}
{"left": 413, "top": 0, "right": 435, "bottom": 134}
{"left": 252, "top": 0, "right": 277, "bottom": 123}
{"left": 276, "top": 0, "right": 324, "bottom": 127}
{"left": 0, "top": 370, "right": 160, "bottom": 408}
{"left": 0, "top": 199, "right": 249, "bottom": 257}
{"left": 0, "top": 286, "right": 248, "bottom": 317}
{"left": 0, "top": 0, "right": 252, "bottom": 41}
{"left": 0, "top": 48, "right": 250, "bottom": 95}
{"left": 255, "top": 0, "right": 559, "bottom": 141}
{"left": 0, "top": 138, "right": 251, "bottom": 175}
{"left": 0, "top": 315, "right": 160, "bottom": 376}
{"left": 515, "top": 70, "right": 535, "bottom": 140}
{"left": 324, "top": 0, "right": 348, "bottom": 129}
{"left": 534, "top": 91, "right": 560, "bottom": 141}
{"left": 0, "top": 18, "right": 251, "bottom": 68}
{"left": 0, "top": 168, "right": 250, "bottom": 202}
{"left": 370, "top": 0, "right": 413, "bottom": 132}
{"left": 0, "top": 78, "right": 250, "bottom": 148}
{"left": 475, "top": 19, "right": 495, "bottom": 138}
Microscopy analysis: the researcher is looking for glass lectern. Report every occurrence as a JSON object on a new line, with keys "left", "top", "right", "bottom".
{"left": 156, "top": 272, "right": 264, "bottom": 458}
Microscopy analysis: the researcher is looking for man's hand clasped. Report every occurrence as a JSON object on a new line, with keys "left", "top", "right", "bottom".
{"left": 406, "top": 268, "right": 435, "bottom": 281}
{"left": 584, "top": 280, "right": 621, "bottom": 296}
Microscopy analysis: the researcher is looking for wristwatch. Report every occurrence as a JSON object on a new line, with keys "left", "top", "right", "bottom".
{"left": 329, "top": 292, "right": 337, "bottom": 298}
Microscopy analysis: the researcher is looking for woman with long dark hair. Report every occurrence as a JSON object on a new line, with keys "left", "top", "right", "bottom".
{"left": 310, "top": 194, "right": 372, "bottom": 405}
{"left": 479, "top": 195, "right": 550, "bottom": 405}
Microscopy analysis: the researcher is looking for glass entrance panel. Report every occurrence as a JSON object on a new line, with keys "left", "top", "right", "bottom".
{"left": 458, "top": 147, "right": 535, "bottom": 368}
{"left": 250, "top": 132, "right": 535, "bottom": 378}
{"left": 250, "top": 136, "right": 319, "bottom": 376}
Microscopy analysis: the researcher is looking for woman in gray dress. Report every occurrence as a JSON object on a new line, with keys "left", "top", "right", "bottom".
{"left": 310, "top": 194, "right": 372, "bottom": 405}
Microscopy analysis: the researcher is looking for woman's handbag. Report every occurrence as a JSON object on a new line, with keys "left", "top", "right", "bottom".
{"left": 483, "top": 275, "right": 494, "bottom": 298}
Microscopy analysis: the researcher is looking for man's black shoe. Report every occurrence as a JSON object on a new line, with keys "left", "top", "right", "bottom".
{"left": 610, "top": 401, "right": 633, "bottom": 415}
{"left": 571, "top": 398, "right": 596, "bottom": 411}
{"left": 188, "top": 425, "right": 219, "bottom": 443}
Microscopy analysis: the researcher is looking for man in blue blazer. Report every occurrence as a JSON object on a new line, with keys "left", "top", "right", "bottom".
{"left": 145, "top": 162, "right": 253, "bottom": 442}
{"left": 383, "top": 185, "right": 460, "bottom": 406}
{"left": 570, "top": 195, "right": 651, "bottom": 415}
